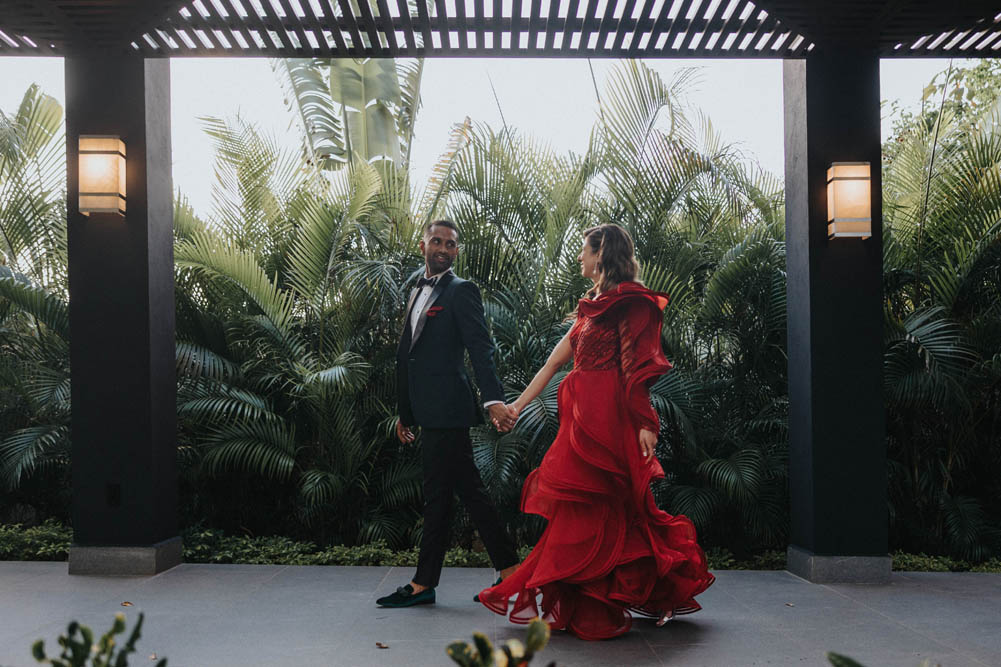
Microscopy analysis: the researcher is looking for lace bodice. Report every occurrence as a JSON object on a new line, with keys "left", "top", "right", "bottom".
{"left": 570, "top": 313, "right": 620, "bottom": 371}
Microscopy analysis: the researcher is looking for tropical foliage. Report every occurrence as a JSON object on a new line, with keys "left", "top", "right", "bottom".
{"left": 880, "top": 58, "right": 1001, "bottom": 561}
{"left": 0, "top": 84, "right": 71, "bottom": 523}
{"left": 1, "top": 58, "right": 999, "bottom": 560}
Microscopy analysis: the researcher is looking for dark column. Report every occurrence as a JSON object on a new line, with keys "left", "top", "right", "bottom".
{"left": 783, "top": 51, "right": 889, "bottom": 583}
{"left": 65, "top": 57, "right": 179, "bottom": 575}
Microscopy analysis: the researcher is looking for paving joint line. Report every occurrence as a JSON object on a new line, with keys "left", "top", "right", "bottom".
{"left": 374, "top": 565, "right": 396, "bottom": 595}
{"left": 819, "top": 577, "right": 991, "bottom": 665}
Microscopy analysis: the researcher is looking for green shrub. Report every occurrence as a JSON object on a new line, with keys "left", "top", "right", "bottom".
{"left": 181, "top": 527, "right": 322, "bottom": 565}
{"left": 0, "top": 520, "right": 71, "bottom": 561}
{"left": 704, "top": 547, "right": 785, "bottom": 570}
{"left": 891, "top": 552, "right": 1001, "bottom": 573}
{"left": 443, "top": 547, "right": 492, "bottom": 568}
{"left": 704, "top": 547, "right": 736, "bottom": 570}
{"left": 733, "top": 550, "right": 787, "bottom": 570}
{"left": 311, "top": 543, "right": 418, "bottom": 566}
{"left": 4, "top": 523, "right": 997, "bottom": 572}
{"left": 970, "top": 558, "right": 1001, "bottom": 573}
{"left": 892, "top": 552, "right": 958, "bottom": 572}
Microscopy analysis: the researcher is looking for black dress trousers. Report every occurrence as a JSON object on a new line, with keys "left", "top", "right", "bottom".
{"left": 414, "top": 427, "right": 519, "bottom": 588}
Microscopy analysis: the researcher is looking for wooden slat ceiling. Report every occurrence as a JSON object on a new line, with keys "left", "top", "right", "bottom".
{"left": 1, "top": 0, "right": 999, "bottom": 58}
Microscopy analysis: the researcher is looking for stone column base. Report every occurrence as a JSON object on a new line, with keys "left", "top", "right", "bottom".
{"left": 69, "top": 536, "right": 182, "bottom": 575}
{"left": 787, "top": 545, "right": 891, "bottom": 584}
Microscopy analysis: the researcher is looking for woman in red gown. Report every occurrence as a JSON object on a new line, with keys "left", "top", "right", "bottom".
{"left": 477, "top": 224, "right": 714, "bottom": 640}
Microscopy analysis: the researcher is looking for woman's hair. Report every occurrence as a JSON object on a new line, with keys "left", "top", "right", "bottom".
{"left": 583, "top": 224, "right": 641, "bottom": 299}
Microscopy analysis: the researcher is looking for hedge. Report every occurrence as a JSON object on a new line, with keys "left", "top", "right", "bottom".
{"left": 3, "top": 522, "right": 999, "bottom": 572}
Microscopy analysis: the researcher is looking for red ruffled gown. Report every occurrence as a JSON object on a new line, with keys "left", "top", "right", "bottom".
{"left": 477, "top": 282, "right": 714, "bottom": 640}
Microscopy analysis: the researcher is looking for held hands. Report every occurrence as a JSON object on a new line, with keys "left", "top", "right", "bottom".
{"left": 489, "top": 403, "right": 519, "bottom": 433}
{"left": 395, "top": 418, "right": 416, "bottom": 444}
{"left": 639, "top": 428, "right": 657, "bottom": 462}
{"left": 396, "top": 405, "right": 519, "bottom": 441}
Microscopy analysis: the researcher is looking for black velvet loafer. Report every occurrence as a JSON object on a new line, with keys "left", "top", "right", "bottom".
{"left": 473, "top": 576, "right": 502, "bottom": 603}
{"left": 377, "top": 584, "right": 435, "bottom": 607}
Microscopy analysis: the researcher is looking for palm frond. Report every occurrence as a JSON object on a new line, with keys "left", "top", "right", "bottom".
{"left": 175, "top": 232, "right": 298, "bottom": 338}
{"left": 271, "top": 58, "right": 346, "bottom": 169}
{"left": 200, "top": 419, "right": 298, "bottom": 481}
{"left": 178, "top": 382, "right": 277, "bottom": 423}
{"left": 0, "top": 266, "right": 69, "bottom": 339}
{"left": 696, "top": 448, "right": 765, "bottom": 503}
{"left": 0, "top": 424, "right": 70, "bottom": 490}
{"left": 176, "top": 342, "right": 241, "bottom": 382}
{"left": 301, "top": 351, "right": 371, "bottom": 392}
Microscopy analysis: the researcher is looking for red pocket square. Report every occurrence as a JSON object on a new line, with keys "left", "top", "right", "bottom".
{"left": 429, "top": 306, "right": 443, "bottom": 311}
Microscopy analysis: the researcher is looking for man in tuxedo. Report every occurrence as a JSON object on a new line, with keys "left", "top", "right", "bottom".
{"left": 376, "top": 220, "right": 519, "bottom": 608}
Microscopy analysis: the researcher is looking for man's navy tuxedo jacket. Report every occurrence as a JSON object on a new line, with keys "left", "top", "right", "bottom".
{"left": 397, "top": 271, "right": 505, "bottom": 428}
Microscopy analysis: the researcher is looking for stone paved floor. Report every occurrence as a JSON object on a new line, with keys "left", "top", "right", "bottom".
{"left": 1, "top": 563, "right": 999, "bottom": 666}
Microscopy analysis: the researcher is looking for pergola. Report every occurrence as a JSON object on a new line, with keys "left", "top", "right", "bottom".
{"left": 1, "top": 0, "right": 999, "bottom": 583}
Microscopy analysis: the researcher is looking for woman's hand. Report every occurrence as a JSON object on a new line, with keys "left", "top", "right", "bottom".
{"left": 639, "top": 428, "right": 657, "bottom": 462}
{"left": 489, "top": 403, "right": 517, "bottom": 432}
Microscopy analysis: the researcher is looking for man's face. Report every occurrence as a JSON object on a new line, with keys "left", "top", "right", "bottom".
{"left": 420, "top": 224, "right": 459, "bottom": 275}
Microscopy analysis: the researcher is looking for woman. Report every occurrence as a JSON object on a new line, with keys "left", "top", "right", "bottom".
{"left": 477, "top": 224, "right": 714, "bottom": 640}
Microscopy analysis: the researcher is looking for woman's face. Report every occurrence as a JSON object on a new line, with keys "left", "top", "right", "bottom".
{"left": 578, "top": 239, "right": 599, "bottom": 281}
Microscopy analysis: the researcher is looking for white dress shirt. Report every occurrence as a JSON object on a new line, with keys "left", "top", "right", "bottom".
{"left": 410, "top": 269, "right": 448, "bottom": 336}
{"left": 410, "top": 269, "right": 502, "bottom": 410}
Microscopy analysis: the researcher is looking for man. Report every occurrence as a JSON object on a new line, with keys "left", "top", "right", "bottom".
{"left": 376, "top": 220, "right": 519, "bottom": 608}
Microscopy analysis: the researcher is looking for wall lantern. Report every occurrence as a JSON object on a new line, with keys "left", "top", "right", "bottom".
{"left": 827, "top": 162, "right": 870, "bottom": 239}
{"left": 79, "top": 136, "right": 126, "bottom": 216}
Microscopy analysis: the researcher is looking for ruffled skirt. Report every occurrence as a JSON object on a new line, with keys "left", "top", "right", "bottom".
{"left": 477, "top": 369, "right": 714, "bottom": 640}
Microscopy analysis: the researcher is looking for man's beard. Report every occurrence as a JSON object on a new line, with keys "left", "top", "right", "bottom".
{"left": 428, "top": 255, "right": 452, "bottom": 273}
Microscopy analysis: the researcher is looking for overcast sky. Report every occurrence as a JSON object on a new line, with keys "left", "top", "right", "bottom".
{"left": 0, "top": 56, "right": 964, "bottom": 216}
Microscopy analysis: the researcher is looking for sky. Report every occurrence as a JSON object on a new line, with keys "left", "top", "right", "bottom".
{"left": 0, "top": 56, "right": 966, "bottom": 217}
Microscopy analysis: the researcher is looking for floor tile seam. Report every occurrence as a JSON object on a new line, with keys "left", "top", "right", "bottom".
{"left": 639, "top": 630, "right": 673, "bottom": 665}
{"left": 704, "top": 589, "right": 760, "bottom": 612}
{"left": 893, "top": 572, "right": 1001, "bottom": 598}
{"left": 892, "top": 571, "right": 982, "bottom": 596}
{"left": 134, "top": 563, "right": 182, "bottom": 589}
{"left": 138, "top": 563, "right": 292, "bottom": 601}
{"left": 134, "top": 560, "right": 272, "bottom": 588}
{"left": 752, "top": 612, "right": 826, "bottom": 656}
{"left": 816, "top": 582, "right": 990, "bottom": 660}
{"left": 736, "top": 575, "right": 878, "bottom": 654}
{"left": 242, "top": 563, "right": 291, "bottom": 597}
{"left": 375, "top": 565, "right": 395, "bottom": 594}
{"left": 829, "top": 574, "right": 1000, "bottom": 602}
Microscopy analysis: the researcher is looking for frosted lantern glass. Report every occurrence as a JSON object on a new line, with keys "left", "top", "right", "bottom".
{"left": 827, "top": 163, "right": 870, "bottom": 180}
{"left": 79, "top": 136, "right": 126, "bottom": 215}
{"left": 826, "top": 161, "right": 870, "bottom": 239}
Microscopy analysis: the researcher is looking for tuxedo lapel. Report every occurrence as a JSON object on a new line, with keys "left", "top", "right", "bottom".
{"left": 404, "top": 287, "right": 420, "bottom": 325}
{"left": 410, "top": 273, "right": 453, "bottom": 351}
{"left": 398, "top": 287, "right": 420, "bottom": 354}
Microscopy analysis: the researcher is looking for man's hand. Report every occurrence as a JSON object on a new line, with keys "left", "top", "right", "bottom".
{"left": 396, "top": 418, "right": 416, "bottom": 444}
{"left": 489, "top": 403, "right": 517, "bottom": 432}
{"left": 639, "top": 428, "right": 658, "bottom": 462}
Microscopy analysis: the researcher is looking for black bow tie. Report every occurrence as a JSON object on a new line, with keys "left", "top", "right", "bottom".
{"left": 417, "top": 276, "right": 438, "bottom": 288}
